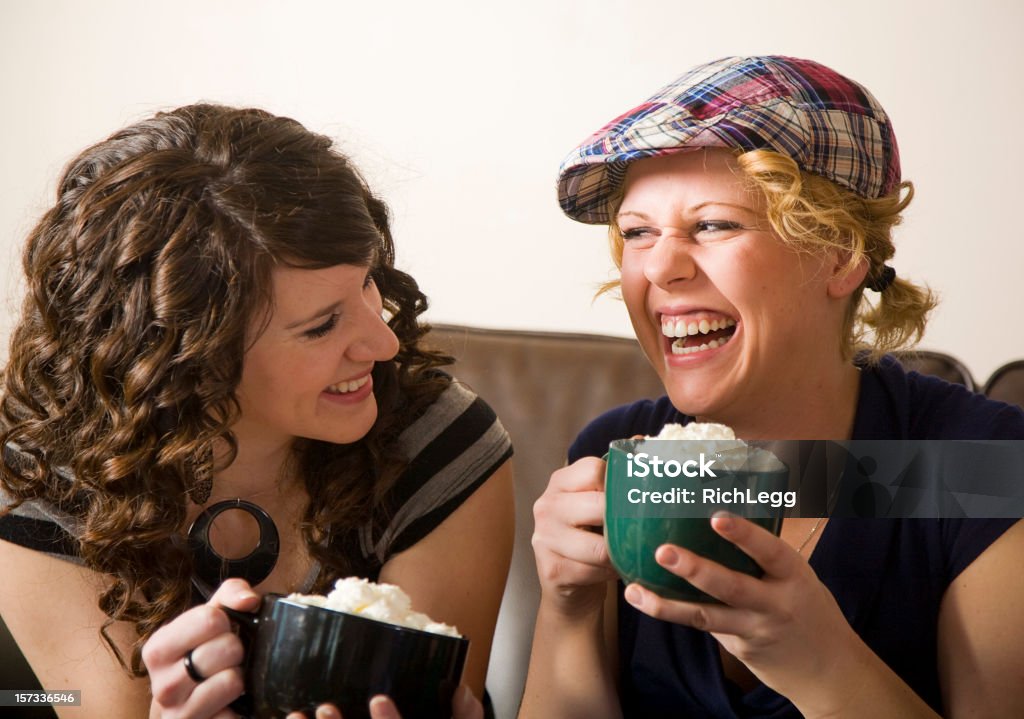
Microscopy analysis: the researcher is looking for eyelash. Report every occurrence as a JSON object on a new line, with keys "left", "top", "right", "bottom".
{"left": 302, "top": 273, "right": 376, "bottom": 339}
{"left": 304, "top": 314, "right": 339, "bottom": 339}
{"left": 621, "top": 220, "right": 744, "bottom": 240}
{"left": 620, "top": 227, "right": 649, "bottom": 240}
{"left": 696, "top": 220, "right": 743, "bottom": 233}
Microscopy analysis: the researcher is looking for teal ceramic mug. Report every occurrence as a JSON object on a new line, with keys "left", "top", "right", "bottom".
{"left": 604, "top": 437, "right": 790, "bottom": 602}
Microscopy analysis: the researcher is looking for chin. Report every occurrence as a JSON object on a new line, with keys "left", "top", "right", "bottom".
{"left": 663, "top": 381, "right": 726, "bottom": 420}
{"left": 309, "top": 405, "right": 379, "bottom": 446}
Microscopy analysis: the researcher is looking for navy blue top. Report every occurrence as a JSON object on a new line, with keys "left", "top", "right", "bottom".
{"left": 568, "top": 356, "right": 1024, "bottom": 718}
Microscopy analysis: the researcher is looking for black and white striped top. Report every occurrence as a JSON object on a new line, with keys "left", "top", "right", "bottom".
{"left": 0, "top": 378, "right": 513, "bottom": 588}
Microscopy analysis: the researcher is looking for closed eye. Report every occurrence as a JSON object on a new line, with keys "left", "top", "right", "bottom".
{"left": 694, "top": 220, "right": 744, "bottom": 233}
{"left": 621, "top": 221, "right": 747, "bottom": 242}
{"left": 621, "top": 226, "right": 657, "bottom": 241}
{"left": 304, "top": 313, "right": 339, "bottom": 339}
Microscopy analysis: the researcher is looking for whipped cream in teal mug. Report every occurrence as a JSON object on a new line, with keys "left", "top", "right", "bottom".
{"left": 604, "top": 423, "right": 789, "bottom": 603}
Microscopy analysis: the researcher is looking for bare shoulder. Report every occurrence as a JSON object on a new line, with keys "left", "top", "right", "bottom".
{"left": 379, "top": 460, "right": 514, "bottom": 695}
{"left": 938, "top": 519, "right": 1024, "bottom": 717}
{"left": 380, "top": 458, "right": 514, "bottom": 607}
{"left": 0, "top": 538, "right": 151, "bottom": 718}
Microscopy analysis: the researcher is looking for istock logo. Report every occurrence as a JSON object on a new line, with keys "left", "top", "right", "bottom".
{"left": 625, "top": 452, "right": 717, "bottom": 479}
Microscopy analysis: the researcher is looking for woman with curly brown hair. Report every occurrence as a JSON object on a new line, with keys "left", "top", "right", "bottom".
{"left": 0, "top": 104, "right": 513, "bottom": 718}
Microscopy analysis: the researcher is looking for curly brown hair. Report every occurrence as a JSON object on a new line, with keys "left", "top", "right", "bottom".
{"left": 0, "top": 104, "right": 451, "bottom": 675}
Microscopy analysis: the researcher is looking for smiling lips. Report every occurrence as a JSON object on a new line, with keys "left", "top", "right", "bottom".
{"left": 661, "top": 314, "right": 738, "bottom": 356}
{"left": 325, "top": 374, "right": 371, "bottom": 395}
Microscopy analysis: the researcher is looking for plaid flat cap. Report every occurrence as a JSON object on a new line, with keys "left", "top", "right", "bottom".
{"left": 557, "top": 55, "right": 901, "bottom": 224}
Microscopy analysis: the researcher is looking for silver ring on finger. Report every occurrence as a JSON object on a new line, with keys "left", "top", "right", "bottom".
{"left": 183, "top": 648, "right": 207, "bottom": 684}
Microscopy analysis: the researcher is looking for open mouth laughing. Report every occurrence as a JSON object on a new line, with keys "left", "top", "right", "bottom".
{"left": 325, "top": 374, "right": 371, "bottom": 395}
{"left": 661, "top": 314, "right": 738, "bottom": 356}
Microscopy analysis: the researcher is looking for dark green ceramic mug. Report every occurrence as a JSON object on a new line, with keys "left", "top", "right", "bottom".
{"left": 604, "top": 437, "right": 790, "bottom": 602}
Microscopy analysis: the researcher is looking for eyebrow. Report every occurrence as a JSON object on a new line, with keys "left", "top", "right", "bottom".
{"left": 617, "top": 201, "right": 758, "bottom": 222}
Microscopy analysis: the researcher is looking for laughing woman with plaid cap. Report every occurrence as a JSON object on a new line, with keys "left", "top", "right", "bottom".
{"left": 522, "top": 56, "right": 1024, "bottom": 718}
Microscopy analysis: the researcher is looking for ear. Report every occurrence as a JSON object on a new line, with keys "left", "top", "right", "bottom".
{"left": 826, "top": 251, "right": 868, "bottom": 299}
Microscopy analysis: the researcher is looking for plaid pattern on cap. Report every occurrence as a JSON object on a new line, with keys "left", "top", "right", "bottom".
{"left": 558, "top": 56, "right": 901, "bottom": 224}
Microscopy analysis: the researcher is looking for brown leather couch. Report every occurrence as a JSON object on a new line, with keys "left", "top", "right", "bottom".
{"left": 985, "top": 360, "right": 1024, "bottom": 406}
{"left": 2, "top": 325, "right": 1022, "bottom": 719}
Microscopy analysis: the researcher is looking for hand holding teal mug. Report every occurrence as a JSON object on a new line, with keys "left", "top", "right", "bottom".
{"left": 604, "top": 437, "right": 791, "bottom": 602}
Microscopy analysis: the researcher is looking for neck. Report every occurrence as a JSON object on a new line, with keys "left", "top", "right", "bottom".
{"left": 698, "top": 360, "right": 862, "bottom": 441}
{"left": 209, "top": 428, "right": 297, "bottom": 502}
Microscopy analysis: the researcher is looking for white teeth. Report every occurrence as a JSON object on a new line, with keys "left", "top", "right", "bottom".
{"left": 661, "top": 316, "right": 738, "bottom": 338}
{"left": 670, "top": 336, "right": 731, "bottom": 355}
{"left": 326, "top": 375, "right": 370, "bottom": 394}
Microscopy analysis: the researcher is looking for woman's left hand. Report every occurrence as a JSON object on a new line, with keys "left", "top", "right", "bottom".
{"left": 284, "top": 685, "right": 483, "bottom": 719}
{"left": 622, "top": 513, "right": 859, "bottom": 702}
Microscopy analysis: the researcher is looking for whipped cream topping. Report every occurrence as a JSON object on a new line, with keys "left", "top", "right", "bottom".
{"left": 647, "top": 422, "right": 784, "bottom": 471}
{"left": 652, "top": 422, "right": 736, "bottom": 441}
{"left": 288, "top": 577, "right": 461, "bottom": 637}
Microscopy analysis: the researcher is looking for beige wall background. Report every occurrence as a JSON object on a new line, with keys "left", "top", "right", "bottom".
{"left": 2, "top": 0, "right": 1022, "bottom": 384}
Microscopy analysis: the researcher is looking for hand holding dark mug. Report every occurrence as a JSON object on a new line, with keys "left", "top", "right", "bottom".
{"left": 224, "top": 594, "right": 469, "bottom": 719}
{"left": 283, "top": 686, "right": 484, "bottom": 719}
{"left": 143, "top": 578, "right": 259, "bottom": 718}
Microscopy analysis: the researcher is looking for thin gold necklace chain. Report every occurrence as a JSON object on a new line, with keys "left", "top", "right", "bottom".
{"left": 796, "top": 516, "right": 826, "bottom": 555}
{"left": 794, "top": 449, "right": 844, "bottom": 555}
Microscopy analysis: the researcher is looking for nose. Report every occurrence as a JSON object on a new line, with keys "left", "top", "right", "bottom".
{"left": 643, "top": 233, "right": 698, "bottom": 289}
{"left": 347, "top": 299, "right": 400, "bottom": 363}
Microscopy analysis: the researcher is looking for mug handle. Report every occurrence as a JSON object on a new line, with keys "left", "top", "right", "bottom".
{"left": 220, "top": 603, "right": 262, "bottom": 637}
{"left": 219, "top": 594, "right": 281, "bottom": 718}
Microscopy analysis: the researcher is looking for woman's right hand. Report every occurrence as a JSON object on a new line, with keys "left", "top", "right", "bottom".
{"left": 531, "top": 457, "right": 618, "bottom": 617}
{"left": 143, "top": 578, "right": 260, "bottom": 718}
{"left": 285, "top": 685, "right": 484, "bottom": 719}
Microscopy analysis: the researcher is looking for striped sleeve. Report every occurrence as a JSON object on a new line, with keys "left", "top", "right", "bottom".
{"left": 0, "top": 448, "right": 84, "bottom": 565}
{"left": 360, "top": 380, "right": 513, "bottom": 564}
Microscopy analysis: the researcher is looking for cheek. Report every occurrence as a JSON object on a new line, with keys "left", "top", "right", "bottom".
{"left": 237, "top": 360, "right": 288, "bottom": 419}
{"left": 240, "top": 346, "right": 317, "bottom": 400}
{"left": 618, "top": 260, "right": 665, "bottom": 363}
{"left": 715, "top": 246, "right": 786, "bottom": 308}
{"left": 619, "top": 258, "right": 647, "bottom": 310}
